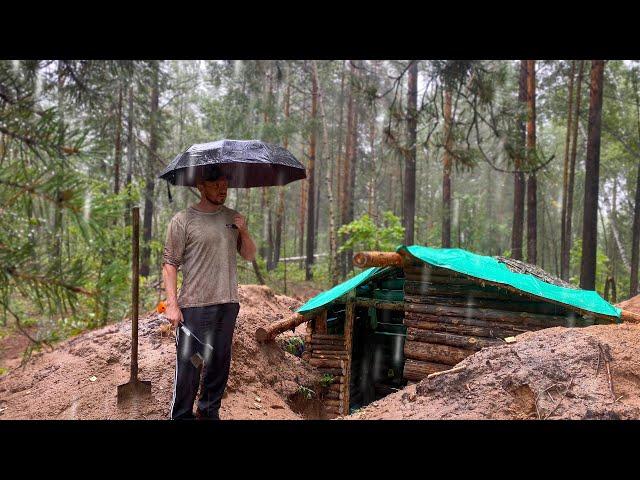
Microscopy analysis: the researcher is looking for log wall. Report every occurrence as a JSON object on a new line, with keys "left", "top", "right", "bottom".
{"left": 401, "top": 259, "right": 600, "bottom": 382}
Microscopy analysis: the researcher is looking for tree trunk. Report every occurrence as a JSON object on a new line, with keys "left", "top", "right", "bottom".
{"left": 403, "top": 60, "right": 418, "bottom": 245}
{"left": 442, "top": 87, "right": 453, "bottom": 248}
{"left": 579, "top": 60, "right": 605, "bottom": 291}
{"left": 631, "top": 71, "right": 640, "bottom": 296}
{"left": 526, "top": 60, "right": 537, "bottom": 265}
{"left": 341, "top": 61, "right": 358, "bottom": 278}
{"left": 314, "top": 61, "right": 338, "bottom": 283}
{"left": 306, "top": 63, "right": 318, "bottom": 281}
{"left": 113, "top": 85, "right": 123, "bottom": 195}
{"left": 511, "top": 60, "right": 528, "bottom": 260}
{"left": 273, "top": 82, "right": 290, "bottom": 268}
{"left": 565, "top": 61, "right": 585, "bottom": 282}
{"left": 560, "top": 61, "right": 576, "bottom": 280}
{"left": 141, "top": 60, "right": 159, "bottom": 277}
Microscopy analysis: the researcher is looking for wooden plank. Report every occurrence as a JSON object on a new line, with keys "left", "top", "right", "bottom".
{"left": 404, "top": 340, "right": 475, "bottom": 366}
{"left": 404, "top": 294, "right": 570, "bottom": 316}
{"left": 404, "top": 317, "right": 527, "bottom": 338}
{"left": 312, "top": 334, "right": 345, "bottom": 341}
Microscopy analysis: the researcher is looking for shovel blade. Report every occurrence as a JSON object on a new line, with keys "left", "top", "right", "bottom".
{"left": 117, "top": 379, "right": 152, "bottom": 404}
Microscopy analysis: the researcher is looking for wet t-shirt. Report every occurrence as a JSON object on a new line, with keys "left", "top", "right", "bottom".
{"left": 163, "top": 205, "right": 240, "bottom": 308}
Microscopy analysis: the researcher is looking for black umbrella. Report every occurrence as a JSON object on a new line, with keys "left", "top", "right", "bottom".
{"left": 158, "top": 139, "right": 306, "bottom": 188}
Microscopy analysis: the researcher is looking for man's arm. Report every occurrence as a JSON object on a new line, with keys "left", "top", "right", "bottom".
{"left": 162, "top": 263, "right": 183, "bottom": 327}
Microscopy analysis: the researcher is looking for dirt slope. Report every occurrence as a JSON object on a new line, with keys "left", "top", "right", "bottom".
{"left": 348, "top": 323, "right": 640, "bottom": 420}
{"left": 0, "top": 285, "right": 320, "bottom": 420}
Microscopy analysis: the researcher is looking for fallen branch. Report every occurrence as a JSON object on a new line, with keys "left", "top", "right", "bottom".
{"left": 426, "top": 365, "right": 465, "bottom": 379}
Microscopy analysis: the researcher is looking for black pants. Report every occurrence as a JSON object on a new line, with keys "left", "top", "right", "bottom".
{"left": 170, "top": 303, "right": 239, "bottom": 420}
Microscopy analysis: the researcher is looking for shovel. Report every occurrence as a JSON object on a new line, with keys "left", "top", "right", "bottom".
{"left": 117, "top": 206, "right": 152, "bottom": 403}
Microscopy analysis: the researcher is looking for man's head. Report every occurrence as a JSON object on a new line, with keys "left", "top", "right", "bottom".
{"left": 196, "top": 168, "right": 228, "bottom": 206}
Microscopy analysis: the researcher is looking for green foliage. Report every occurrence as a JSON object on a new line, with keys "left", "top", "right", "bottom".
{"left": 285, "top": 336, "right": 304, "bottom": 357}
{"left": 338, "top": 211, "right": 405, "bottom": 253}
{"left": 297, "top": 385, "right": 315, "bottom": 400}
{"left": 320, "top": 374, "right": 335, "bottom": 387}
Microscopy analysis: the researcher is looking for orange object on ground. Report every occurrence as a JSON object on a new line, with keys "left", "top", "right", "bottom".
{"left": 157, "top": 301, "right": 167, "bottom": 313}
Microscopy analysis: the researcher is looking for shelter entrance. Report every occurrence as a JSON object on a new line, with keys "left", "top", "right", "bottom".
{"left": 349, "top": 304, "right": 407, "bottom": 411}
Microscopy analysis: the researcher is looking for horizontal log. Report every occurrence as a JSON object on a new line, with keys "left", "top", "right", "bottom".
{"left": 621, "top": 309, "right": 640, "bottom": 323}
{"left": 404, "top": 311, "right": 537, "bottom": 333}
{"left": 311, "top": 350, "right": 349, "bottom": 357}
{"left": 310, "top": 344, "right": 348, "bottom": 351}
{"left": 323, "top": 399, "right": 343, "bottom": 407}
{"left": 404, "top": 340, "right": 475, "bottom": 366}
{"left": 403, "top": 359, "right": 450, "bottom": 381}
{"left": 405, "top": 327, "right": 503, "bottom": 350}
{"left": 315, "top": 368, "right": 344, "bottom": 376}
{"left": 309, "top": 358, "right": 344, "bottom": 368}
{"left": 404, "top": 294, "right": 570, "bottom": 316}
{"left": 353, "top": 297, "right": 405, "bottom": 311}
{"left": 311, "top": 354, "right": 349, "bottom": 362}
{"left": 404, "top": 317, "right": 527, "bottom": 339}
{"left": 323, "top": 391, "right": 344, "bottom": 400}
{"left": 353, "top": 251, "right": 403, "bottom": 268}
{"left": 404, "top": 281, "right": 514, "bottom": 300}
{"left": 255, "top": 313, "right": 310, "bottom": 342}
{"left": 327, "top": 383, "right": 343, "bottom": 392}
{"left": 312, "top": 334, "right": 346, "bottom": 341}
{"left": 404, "top": 302, "right": 569, "bottom": 327}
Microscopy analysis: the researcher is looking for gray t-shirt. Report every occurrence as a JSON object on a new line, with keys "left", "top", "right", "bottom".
{"left": 163, "top": 205, "right": 241, "bottom": 308}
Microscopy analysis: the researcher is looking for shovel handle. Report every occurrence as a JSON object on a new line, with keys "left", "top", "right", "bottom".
{"left": 131, "top": 206, "right": 140, "bottom": 381}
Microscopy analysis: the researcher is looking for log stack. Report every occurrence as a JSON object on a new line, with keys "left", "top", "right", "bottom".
{"left": 304, "top": 322, "right": 350, "bottom": 418}
{"left": 401, "top": 259, "right": 597, "bottom": 381}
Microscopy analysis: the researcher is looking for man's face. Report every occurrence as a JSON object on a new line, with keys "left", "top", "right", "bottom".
{"left": 199, "top": 177, "right": 228, "bottom": 205}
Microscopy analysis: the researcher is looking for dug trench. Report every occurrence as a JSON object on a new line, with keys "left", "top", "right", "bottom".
{"left": 0, "top": 284, "right": 335, "bottom": 420}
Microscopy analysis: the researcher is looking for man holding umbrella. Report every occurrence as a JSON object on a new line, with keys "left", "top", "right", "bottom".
{"left": 159, "top": 140, "right": 305, "bottom": 420}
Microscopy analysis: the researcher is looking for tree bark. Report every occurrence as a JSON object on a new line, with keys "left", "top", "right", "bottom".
{"left": 141, "top": 60, "right": 159, "bottom": 277}
{"left": 511, "top": 61, "right": 528, "bottom": 260}
{"left": 526, "top": 60, "right": 537, "bottom": 264}
{"left": 404, "top": 60, "right": 418, "bottom": 245}
{"left": 564, "top": 60, "right": 585, "bottom": 281}
{"left": 579, "top": 60, "right": 605, "bottom": 291}
{"left": 442, "top": 87, "right": 453, "bottom": 248}
{"left": 560, "top": 61, "right": 576, "bottom": 280}
{"left": 305, "top": 63, "right": 318, "bottom": 281}
{"left": 631, "top": 71, "right": 640, "bottom": 296}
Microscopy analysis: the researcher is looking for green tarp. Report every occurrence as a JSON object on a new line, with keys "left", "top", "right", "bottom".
{"left": 296, "top": 244, "right": 621, "bottom": 320}
{"left": 398, "top": 245, "right": 621, "bottom": 320}
{"left": 296, "top": 267, "right": 392, "bottom": 314}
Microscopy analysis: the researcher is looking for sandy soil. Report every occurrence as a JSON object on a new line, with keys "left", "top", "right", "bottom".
{"left": 348, "top": 323, "right": 640, "bottom": 420}
{"left": 0, "top": 285, "right": 322, "bottom": 420}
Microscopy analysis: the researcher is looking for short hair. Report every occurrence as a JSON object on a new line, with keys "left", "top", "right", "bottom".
{"left": 200, "top": 166, "right": 227, "bottom": 183}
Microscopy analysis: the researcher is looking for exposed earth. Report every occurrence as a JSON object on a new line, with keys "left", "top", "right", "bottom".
{"left": 0, "top": 285, "right": 324, "bottom": 420}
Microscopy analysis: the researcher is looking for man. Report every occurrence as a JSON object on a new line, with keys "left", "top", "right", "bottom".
{"left": 162, "top": 168, "right": 257, "bottom": 420}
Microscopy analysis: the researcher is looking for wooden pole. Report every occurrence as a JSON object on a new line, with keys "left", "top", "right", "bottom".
{"left": 255, "top": 312, "right": 309, "bottom": 342}
{"left": 353, "top": 251, "right": 403, "bottom": 268}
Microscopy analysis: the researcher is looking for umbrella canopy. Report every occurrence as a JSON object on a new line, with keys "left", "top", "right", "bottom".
{"left": 158, "top": 139, "right": 306, "bottom": 188}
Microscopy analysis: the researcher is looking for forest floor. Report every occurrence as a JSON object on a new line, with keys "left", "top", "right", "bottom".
{"left": 0, "top": 285, "right": 327, "bottom": 420}
{"left": 3, "top": 286, "right": 640, "bottom": 420}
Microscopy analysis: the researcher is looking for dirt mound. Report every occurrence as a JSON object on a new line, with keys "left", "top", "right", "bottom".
{"left": 348, "top": 323, "right": 640, "bottom": 420}
{"left": 616, "top": 295, "right": 640, "bottom": 314}
{"left": 0, "top": 285, "right": 321, "bottom": 420}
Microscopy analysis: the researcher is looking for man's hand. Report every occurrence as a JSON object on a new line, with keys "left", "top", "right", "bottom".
{"left": 165, "top": 303, "right": 183, "bottom": 329}
{"left": 233, "top": 214, "right": 248, "bottom": 233}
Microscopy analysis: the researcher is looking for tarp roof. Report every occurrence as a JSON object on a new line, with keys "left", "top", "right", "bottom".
{"left": 296, "top": 245, "right": 621, "bottom": 321}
